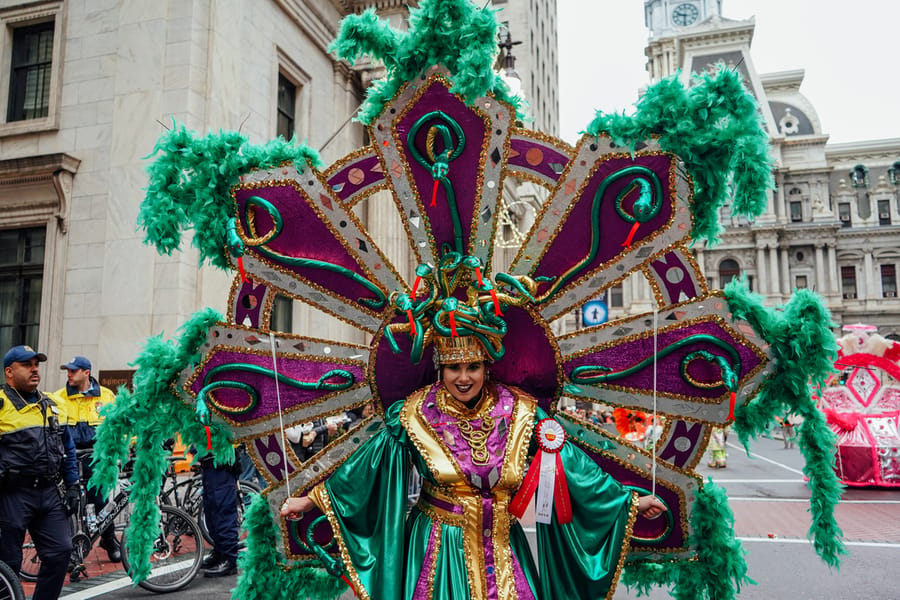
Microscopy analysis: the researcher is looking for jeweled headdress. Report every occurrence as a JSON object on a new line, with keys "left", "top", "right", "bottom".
{"left": 92, "top": 1, "right": 843, "bottom": 598}
{"left": 382, "top": 252, "right": 537, "bottom": 366}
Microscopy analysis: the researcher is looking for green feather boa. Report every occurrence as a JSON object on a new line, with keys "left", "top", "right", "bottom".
{"left": 139, "top": 123, "right": 321, "bottom": 271}
{"left": 329, "top": 0, "right": 524, "bottom": 124}
{"left": 724, "top": 280, "right": 845, "bottom": 567}
{"left": 624, "top": 481, "right": 751, "bottom": 600}
{"left": 586, "top": 67, "right": 773, "bottom": 245}
{"left": 233, "top": 495, "right": 347, "bottom": 600}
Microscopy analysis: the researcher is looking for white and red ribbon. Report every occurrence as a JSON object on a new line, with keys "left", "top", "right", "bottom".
{"left": 509, "top": 418, "right": 572, "bottom": 524}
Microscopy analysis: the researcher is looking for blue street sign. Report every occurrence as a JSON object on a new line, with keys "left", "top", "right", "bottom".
{"left": 582, "top": 299, "right": 608, "bottom": 326}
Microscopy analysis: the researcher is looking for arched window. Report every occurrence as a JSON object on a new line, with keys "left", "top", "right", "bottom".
{"left": 719, "top": 259, "right": 741, "bottom": 286}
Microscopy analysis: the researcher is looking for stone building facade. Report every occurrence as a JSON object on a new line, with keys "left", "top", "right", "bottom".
{"left": 608, "top": 0, "right": 900, "bottom": 338}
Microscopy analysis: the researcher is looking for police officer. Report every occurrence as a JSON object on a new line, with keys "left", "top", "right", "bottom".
{"left": 55, "top": 355, "right": 120, "bottom": 562}
{"left": 0, "top": 345, "right": 79, "bottom": 600}
{"left": 198, "top": 455, "right": 240, "bottom": 577}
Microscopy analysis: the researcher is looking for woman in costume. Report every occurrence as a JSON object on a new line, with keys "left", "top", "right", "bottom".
{"left": 281, "top": 313, "right": 666, "bottom": 600}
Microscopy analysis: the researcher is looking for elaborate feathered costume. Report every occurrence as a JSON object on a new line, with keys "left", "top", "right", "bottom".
{"left": 91, "top": 1, "right": 844, "bottom": 598}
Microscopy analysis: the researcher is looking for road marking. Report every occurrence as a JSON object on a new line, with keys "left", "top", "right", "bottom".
{"left": 739, "top": 537, "right": 900, "bottom": 549}
{"left": 60, "top": 575, "right": 132, "bottom": 600}
{"left": 729, "top": 497, "right": 900, "bottom": 504}
{"left": 726, "top": 441, "right": 804, "bottom": 475}
{"left": 59, "top": 559, "right": 197, "bottom": 599}
{"left": 711, "top": 479, "right": 804, "bottom": 483}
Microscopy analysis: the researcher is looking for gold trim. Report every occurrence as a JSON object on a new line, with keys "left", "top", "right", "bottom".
{"left": 307, "top": 485, "right": 370, "bottom": 600}
{"left": 605, "top": 492, "right": 641, "bottom": 600}
{"left": 416, "top": 485, "right": 466, "bottom": 528}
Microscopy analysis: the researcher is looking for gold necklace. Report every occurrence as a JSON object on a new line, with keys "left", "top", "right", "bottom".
{"left": 456, "top": 415, "right": 494, "bottom": 465}
{"left": 436, "top": 388, "right": 496, "bottom": 465}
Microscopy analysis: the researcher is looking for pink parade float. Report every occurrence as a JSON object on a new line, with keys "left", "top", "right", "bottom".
{"left": 818, "top": 324, "right": 900, "bottom": 487}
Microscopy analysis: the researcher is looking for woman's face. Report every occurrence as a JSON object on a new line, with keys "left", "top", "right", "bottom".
{"left": 441, "top": 361, "right": 486, "bottom": 404}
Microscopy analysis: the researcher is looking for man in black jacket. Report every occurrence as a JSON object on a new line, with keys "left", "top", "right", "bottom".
{"left": 0, "top": 345, "right": 80, "bottom": 600}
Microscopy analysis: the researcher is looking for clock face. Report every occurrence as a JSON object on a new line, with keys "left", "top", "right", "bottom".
{"left": 672, "top": 2, "right": 700, "bottom": 26}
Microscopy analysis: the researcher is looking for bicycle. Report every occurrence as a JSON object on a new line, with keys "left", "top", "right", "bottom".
{"left": 0, "top": 561, "right": 24, "bottom": 600}
{"left": 21, "top": 450, "right": 205, "bottom": 593}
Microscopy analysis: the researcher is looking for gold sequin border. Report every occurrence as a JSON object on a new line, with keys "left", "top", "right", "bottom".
{"left": 306, "top": 485, "right": 371, "bottom": 600}
{"left": 642, "top": 243, "right": 710, "bottom": 309}
{"left": 234, "top": 172, "right": 405, "bottom": 294}
{"left": 510, "top": 139, "right": 677, "bottom": 272}
{"left": 559, "top": 312, "right": 770, "bottom": 407}
{"left": 605, "top": 492, "right": 641, "bottom": 600}
{"left": 386, "top": 72, "right": 497, "bottom": 263}
{"left": 563, "top": 420, "right": 694, "bottom": 555}
{"left": 182, "top": 342, "right": 369, "bottom": 429}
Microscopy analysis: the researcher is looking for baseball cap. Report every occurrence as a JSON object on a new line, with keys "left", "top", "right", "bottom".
{"left": 61, "top": 356, "right": 92, "bottom": 371}
{"left": 3, "top": 345, "right": 49, "bottom": 369}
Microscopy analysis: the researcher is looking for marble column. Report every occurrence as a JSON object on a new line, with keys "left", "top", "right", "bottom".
{"left": 756, "top": 245, "right": 768, "bottom": 295}
{"left": 815, "top": 243, "right": 826, "bottom": 294}
{"left": 827, "top": 244, "right": 838, "bottom": 294}
{"left": 863, "top": 250, "right": 874, "bottom": 299}
{"left": 779, "top": 247, "right": 791, "bottom": 294}
{"left": 774, "top": 171, "right": 786, "bottom": 223}
{"left": 768, "top": 244, "right": 780, "bottom": 296}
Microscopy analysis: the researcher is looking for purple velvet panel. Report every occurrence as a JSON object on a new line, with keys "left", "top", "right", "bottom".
{"left": 233, "top": 281, "right": 266, "bottom": 329}
{"left": 578, "top": 444, "right": 686, "bottom": 549}
{"left": 649, "top": 251, "right": 700, "bottom": 301}
{"left": 491, "top": 307, "right": 558, "bottom": 410}
{"left": 420, "top": 385, "right": 514, "bottom": 492}
{"left": 235, "top": 185, "right": 381, "bottom": 306}
{"left": 532, "top": 154, "right": 675, "bottom": 294}
{"left": 564, "top": 321, "right": 763, "bottom": 399}
{"left": 328, "top": 154, "right": 385, "bottom": 201}
{"left": 396, "top": 80, "right": 487, "bottom": 254}
{"left": 657, "top": 420, "right": 704, "bottom": 468}
{"left": 254, "top": 434, "right": 296, "bottom": 481}
{"left": 189, "top": 349, "right": 365, "bottom": 424}
{"left": 508, "top": 138, "right": 568, "bottom": 182}
{"left": 412, "top": 525, "right": 440, "bottom": 600}
{"left": 511, "top": 549, "right": 537, "bottom": 600}
{"left": 481, "top": 497, "right": 499, "bottom": 599}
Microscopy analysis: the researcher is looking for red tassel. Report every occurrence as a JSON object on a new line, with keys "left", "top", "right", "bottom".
{"left": 553, "top": 452, "right": 573, "bottom": 524}
{"left": 237, "top": 256, "right": 249, "bottom": 283}
{"left": 205, "top": 425, "right": 212, "bottom": 450}
{"left": 474, "top": 267, "right": 484, "bottom": 286}
{"left": 622, "top": 221, "right": 640, "bottom": 248}
{"left": 490, "top": 288, "right": 502, "bottom": 315}
{"left": 727, "top": 391, "right": 736, "bottom": 422}
{"left": 411, "top": 276, "right": 422, "bottom": 297}
{"left": 340, "top": 574, "right": 357, "bottom": 598}
{"left": 449, "top": 311, "right": 458, "bottom": 337}
{"left": 430, "top": 179, "right": 440, "bottom": 207}
{"left": 407, "top": 310, "right": 416, "bottom": 337}
{"left": 509, "top": 450, "right": 542, "bottom": 519}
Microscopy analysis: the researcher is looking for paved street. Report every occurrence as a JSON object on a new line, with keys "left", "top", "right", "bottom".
{"left": 50, "top": 435, "right": 899, "bottom": 599}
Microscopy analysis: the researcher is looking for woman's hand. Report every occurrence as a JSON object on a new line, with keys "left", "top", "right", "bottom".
{"left": 637, "top": 495, "right": 667, "bottom": 520}
{"left": 280, "top": 496, "right": 315, "bottom": 519}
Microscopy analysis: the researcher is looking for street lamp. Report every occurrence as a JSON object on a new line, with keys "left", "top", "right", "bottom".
{"left": 497, "top": 29, "right": 522, "bottom": 97}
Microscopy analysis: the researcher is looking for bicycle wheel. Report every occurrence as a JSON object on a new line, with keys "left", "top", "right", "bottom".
{"left": 197, "top": 480, "right": 260, "bottom": 546}
{"left": 18, "top": 534, "right": 38, "bottom": 583}
{"left": 120, "top": 505, "right": 203, "bottom": 593}
{"left": 0, "top": 560, "right": 24, "bottom": 600}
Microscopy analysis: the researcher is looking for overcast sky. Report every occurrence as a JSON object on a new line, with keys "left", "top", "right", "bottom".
{"left": 557, "top": 1, "right": 900, "bottom": 146}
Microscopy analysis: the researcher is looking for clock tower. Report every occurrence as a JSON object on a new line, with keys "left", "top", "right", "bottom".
{"left": 644, "top": 0, "right": 721, "bottom": 39}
